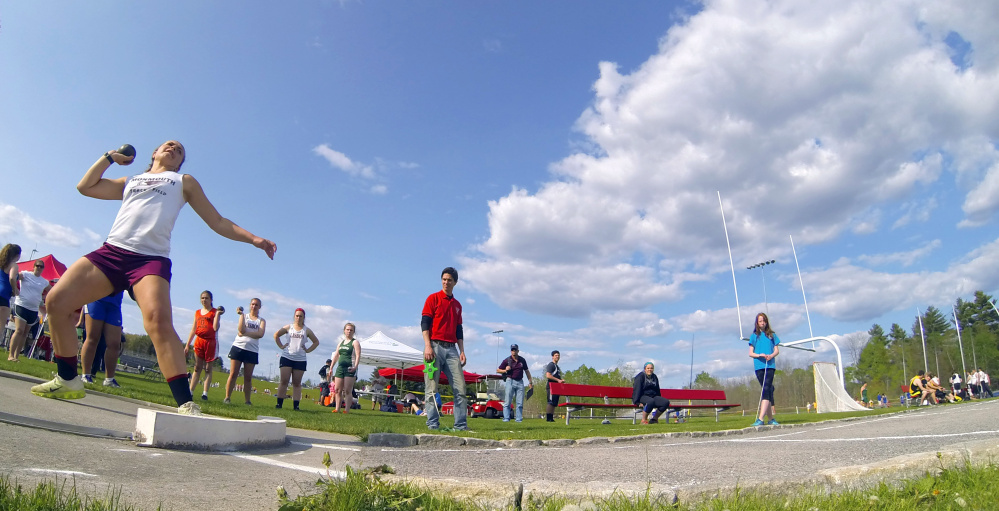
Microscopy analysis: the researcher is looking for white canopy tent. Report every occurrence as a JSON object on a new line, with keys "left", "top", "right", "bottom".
{"left": 357, "top": 331, "right": 423, "bottom": 369}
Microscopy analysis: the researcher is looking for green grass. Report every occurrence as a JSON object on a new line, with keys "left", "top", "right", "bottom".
{"left": 0, "top": 354, "right": 914, "bottom": 441}
{"left": 282, "top": 456, "right": 999, "bottom": 510}
{"left": 0, "top": 475, "right": 144, "bottom": 511}
{"left": 6, "top": 460, "right": 999, "bottom": 511}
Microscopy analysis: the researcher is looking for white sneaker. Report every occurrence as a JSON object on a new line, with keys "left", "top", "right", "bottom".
{"left": 81, "top": 374, "right": 94, "bottom": 384}
{"left": 177, "top": 401, "right": 203, "bottom": 416}
{"left": 103, "top": 378, "right": 121, "bottom": 388}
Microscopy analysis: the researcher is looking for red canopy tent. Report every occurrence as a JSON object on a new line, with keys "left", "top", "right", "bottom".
{"left": 378, "top": 365, "right": 490, "bottom": 385}
{"left": 16, "top": 254, "right": 68, "bottom": 283}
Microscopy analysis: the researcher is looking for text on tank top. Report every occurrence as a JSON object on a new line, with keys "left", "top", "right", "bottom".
{"left": 195, "top": 308, "right": 217, "bottom": 340}
{"left": 337, "top": 338, "right": 354, "bottom": 362}
{"left": 232, "top": 316, "right": 263, "bottom": 352}
{"left": 283, "top": 326, "right": 308, "bottom": 361}
{"left": 105, "top": 171, "right": 186, "bottom": 257}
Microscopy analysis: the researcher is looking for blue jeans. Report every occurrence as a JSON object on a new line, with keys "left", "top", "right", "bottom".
{"left": 423, "top": 341, "right": 467, "bottom": 430}
{"left": 503, "top": 378, "right": 525, "bottom": 421}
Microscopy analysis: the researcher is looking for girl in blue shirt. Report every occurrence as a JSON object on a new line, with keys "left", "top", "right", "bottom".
{"left": 748, "top": 312, "right": 780, "bottom": 426}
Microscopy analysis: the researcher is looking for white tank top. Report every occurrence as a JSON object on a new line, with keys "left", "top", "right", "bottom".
{"left": 106, "top": 171, "right": 186, "bottom": 257}
{"left": 281, "top": 325, "right": 309, "bottom": 362}
{"left": 232, "top": 315, "right": 264, "bottom": 353}
{"left": 14, "top": 272, "right": 48, "bottom": 311}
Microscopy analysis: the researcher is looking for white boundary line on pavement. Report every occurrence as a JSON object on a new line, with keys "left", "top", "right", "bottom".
{"left": 289, "top": 441, "right": 360, "bottom": 452}
{"left": 25, "top": 468, "right": 98, "bottom": 477}
{"left": 223, "top": 452, "right": 347, "bottom": 479}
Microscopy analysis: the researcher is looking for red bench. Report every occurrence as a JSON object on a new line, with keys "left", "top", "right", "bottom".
{"left": 548, "top": 382, "right": 740, "bottom": 425}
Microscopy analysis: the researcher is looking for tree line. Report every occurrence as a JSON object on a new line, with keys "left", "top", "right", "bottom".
{"left": 526, "top": 290, "right": 999, "bottom": 415}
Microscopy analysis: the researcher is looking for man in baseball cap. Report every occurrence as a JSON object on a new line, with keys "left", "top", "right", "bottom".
{"left": 497, "top": 343, "right": 533, "bottom": 422}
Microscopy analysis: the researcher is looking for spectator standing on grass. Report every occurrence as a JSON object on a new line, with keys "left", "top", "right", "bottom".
{"left": 330, "top": 322, "right": 361, "bottom": 414}
{"left": 9, "top": 259, "right": 51, "bottom": 362}
{"left": 632, "top": 362, "right": 669, "bottom": 424}
{"left": 977, "top": 368, "right": 991, "bottom": 397}
{"left": 544, "top": 350, "right": 565, "bottom": 423}
{"left": 950, "top": 372, "right": 962, "bottom": 398}
{"left": 224, "top": 298, "right": 265, "bottom": 405}
{"left": 748, "top": 312, "right": 780, "bottom": 426}
{"left": 79, "top": 291, "right": 125, "bottom": 387}
{"left": 319, "top": 358, "right": 332, "bottom": 406}
{"left": 498, "top": 344, "right": 533, "bottom": 423}
{"left": 421, "top": 267, "right": 468, "bottom": 431}
{"left": 185, "top": 290, "right": 223, "bottom": 401}
{"left": 273, "top": 308, "right": 320, "bottom": 410}
{"left": 0, "top": 244, "right": 21, "bottom": 340}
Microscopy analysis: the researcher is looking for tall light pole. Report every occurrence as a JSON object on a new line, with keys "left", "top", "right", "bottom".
{"left": 492, "top": 330, "right": 504, "bottom": 369}
{"left": 916, "top": 308, "right": 929, "bottom": 374}
{"left": 747, "top": 260, "right": 776, "bottom": 314}
{"left": 953, "top": 305, "right": 967, "bottom": 379}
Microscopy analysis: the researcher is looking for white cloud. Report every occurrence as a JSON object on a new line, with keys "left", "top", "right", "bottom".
{"left": 960, "top": 158, "right": 999, "bottom": 227}
{"left": 225, "top": 287, "right": 352, "bottom": 344}
{"left": 892, "top": 198, "right": 937, "bottom": 229}
{"left": 857, "top": 239, "right": 942, "bottom": 268}
{"left": 461, "top": 256, "right": 686, "bottom": 317}
{"left": 801, "top": 238, "right": 999, "bottom": 321}
{"left": 671, "top": 302, "right": 808, "bottom": 338}
{"left": 312, "top": 144, "right": 373, "bottom": 178}
{"left": 464, "top": 0, "right": 999, "bottom": 318}
{"left": 483, "top": 39, "right": 502, "bottom": 53}
{"left": 312, "top": 144, "right": 390, "bottom": 194}
{"left": 0, "top": 203, "right": 87, "bottom": 248}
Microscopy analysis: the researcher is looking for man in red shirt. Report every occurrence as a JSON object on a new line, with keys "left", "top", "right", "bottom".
{"left": 421, "top": 267, "right": 467, "bottom": 431}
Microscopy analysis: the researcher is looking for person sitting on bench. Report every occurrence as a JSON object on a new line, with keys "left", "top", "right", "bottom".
{"left": 632, "top": 362, "right": 669, "bottom": 424}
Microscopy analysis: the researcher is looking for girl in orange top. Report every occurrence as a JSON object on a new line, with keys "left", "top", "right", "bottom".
{"left": 185, "top": 290, "right": 224, "bottom": 400}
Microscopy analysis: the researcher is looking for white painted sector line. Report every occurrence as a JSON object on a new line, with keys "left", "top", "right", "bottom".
{"left": 223, "top": 452, "right": 347, "bottom": 480}
{"left": 289, "top": 441, "right": 361, "bottom": 452}
{"left": 26, "top": 468, "right": 98, "bottom": 477}
{"left": 641, "top": 429, "right": 999, "bottom": 449}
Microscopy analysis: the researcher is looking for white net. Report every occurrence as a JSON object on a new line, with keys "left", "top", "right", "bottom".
{"left": 813, "top": 362, "right": 868, "bottom": 413}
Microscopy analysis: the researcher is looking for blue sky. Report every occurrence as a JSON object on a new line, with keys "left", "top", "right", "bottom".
{"left": 3, "top": 1, "right": 998, "bottom": 387}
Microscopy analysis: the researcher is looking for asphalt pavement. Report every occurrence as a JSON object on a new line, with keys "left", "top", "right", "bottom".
{"left": 2, "top": 370, "right": 998, "bottom": 510}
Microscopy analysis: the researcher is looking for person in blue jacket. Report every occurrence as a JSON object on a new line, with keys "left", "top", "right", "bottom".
{"left": 748, "top": 312, "right": 780, "bottom": 426}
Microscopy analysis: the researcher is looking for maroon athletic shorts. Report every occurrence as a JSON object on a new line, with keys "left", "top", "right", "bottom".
{"left": 84, "top": 243, "right": 172, "bottom": 294}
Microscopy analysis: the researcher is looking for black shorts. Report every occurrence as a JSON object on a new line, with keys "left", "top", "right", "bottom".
{"left": 547, "top": 386, "right": 561, "bottom": 406}
{"left": 279, "top": 356, "right": 307, "bottom": 372}
{"left": 0, "top": 296, "right": 9, "bottom": 308}
{"left": 229, "top": 346, "right": 259, "bottom": 365}
{"left": 13, "top": 305, "right": 38, "bottom": 325}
